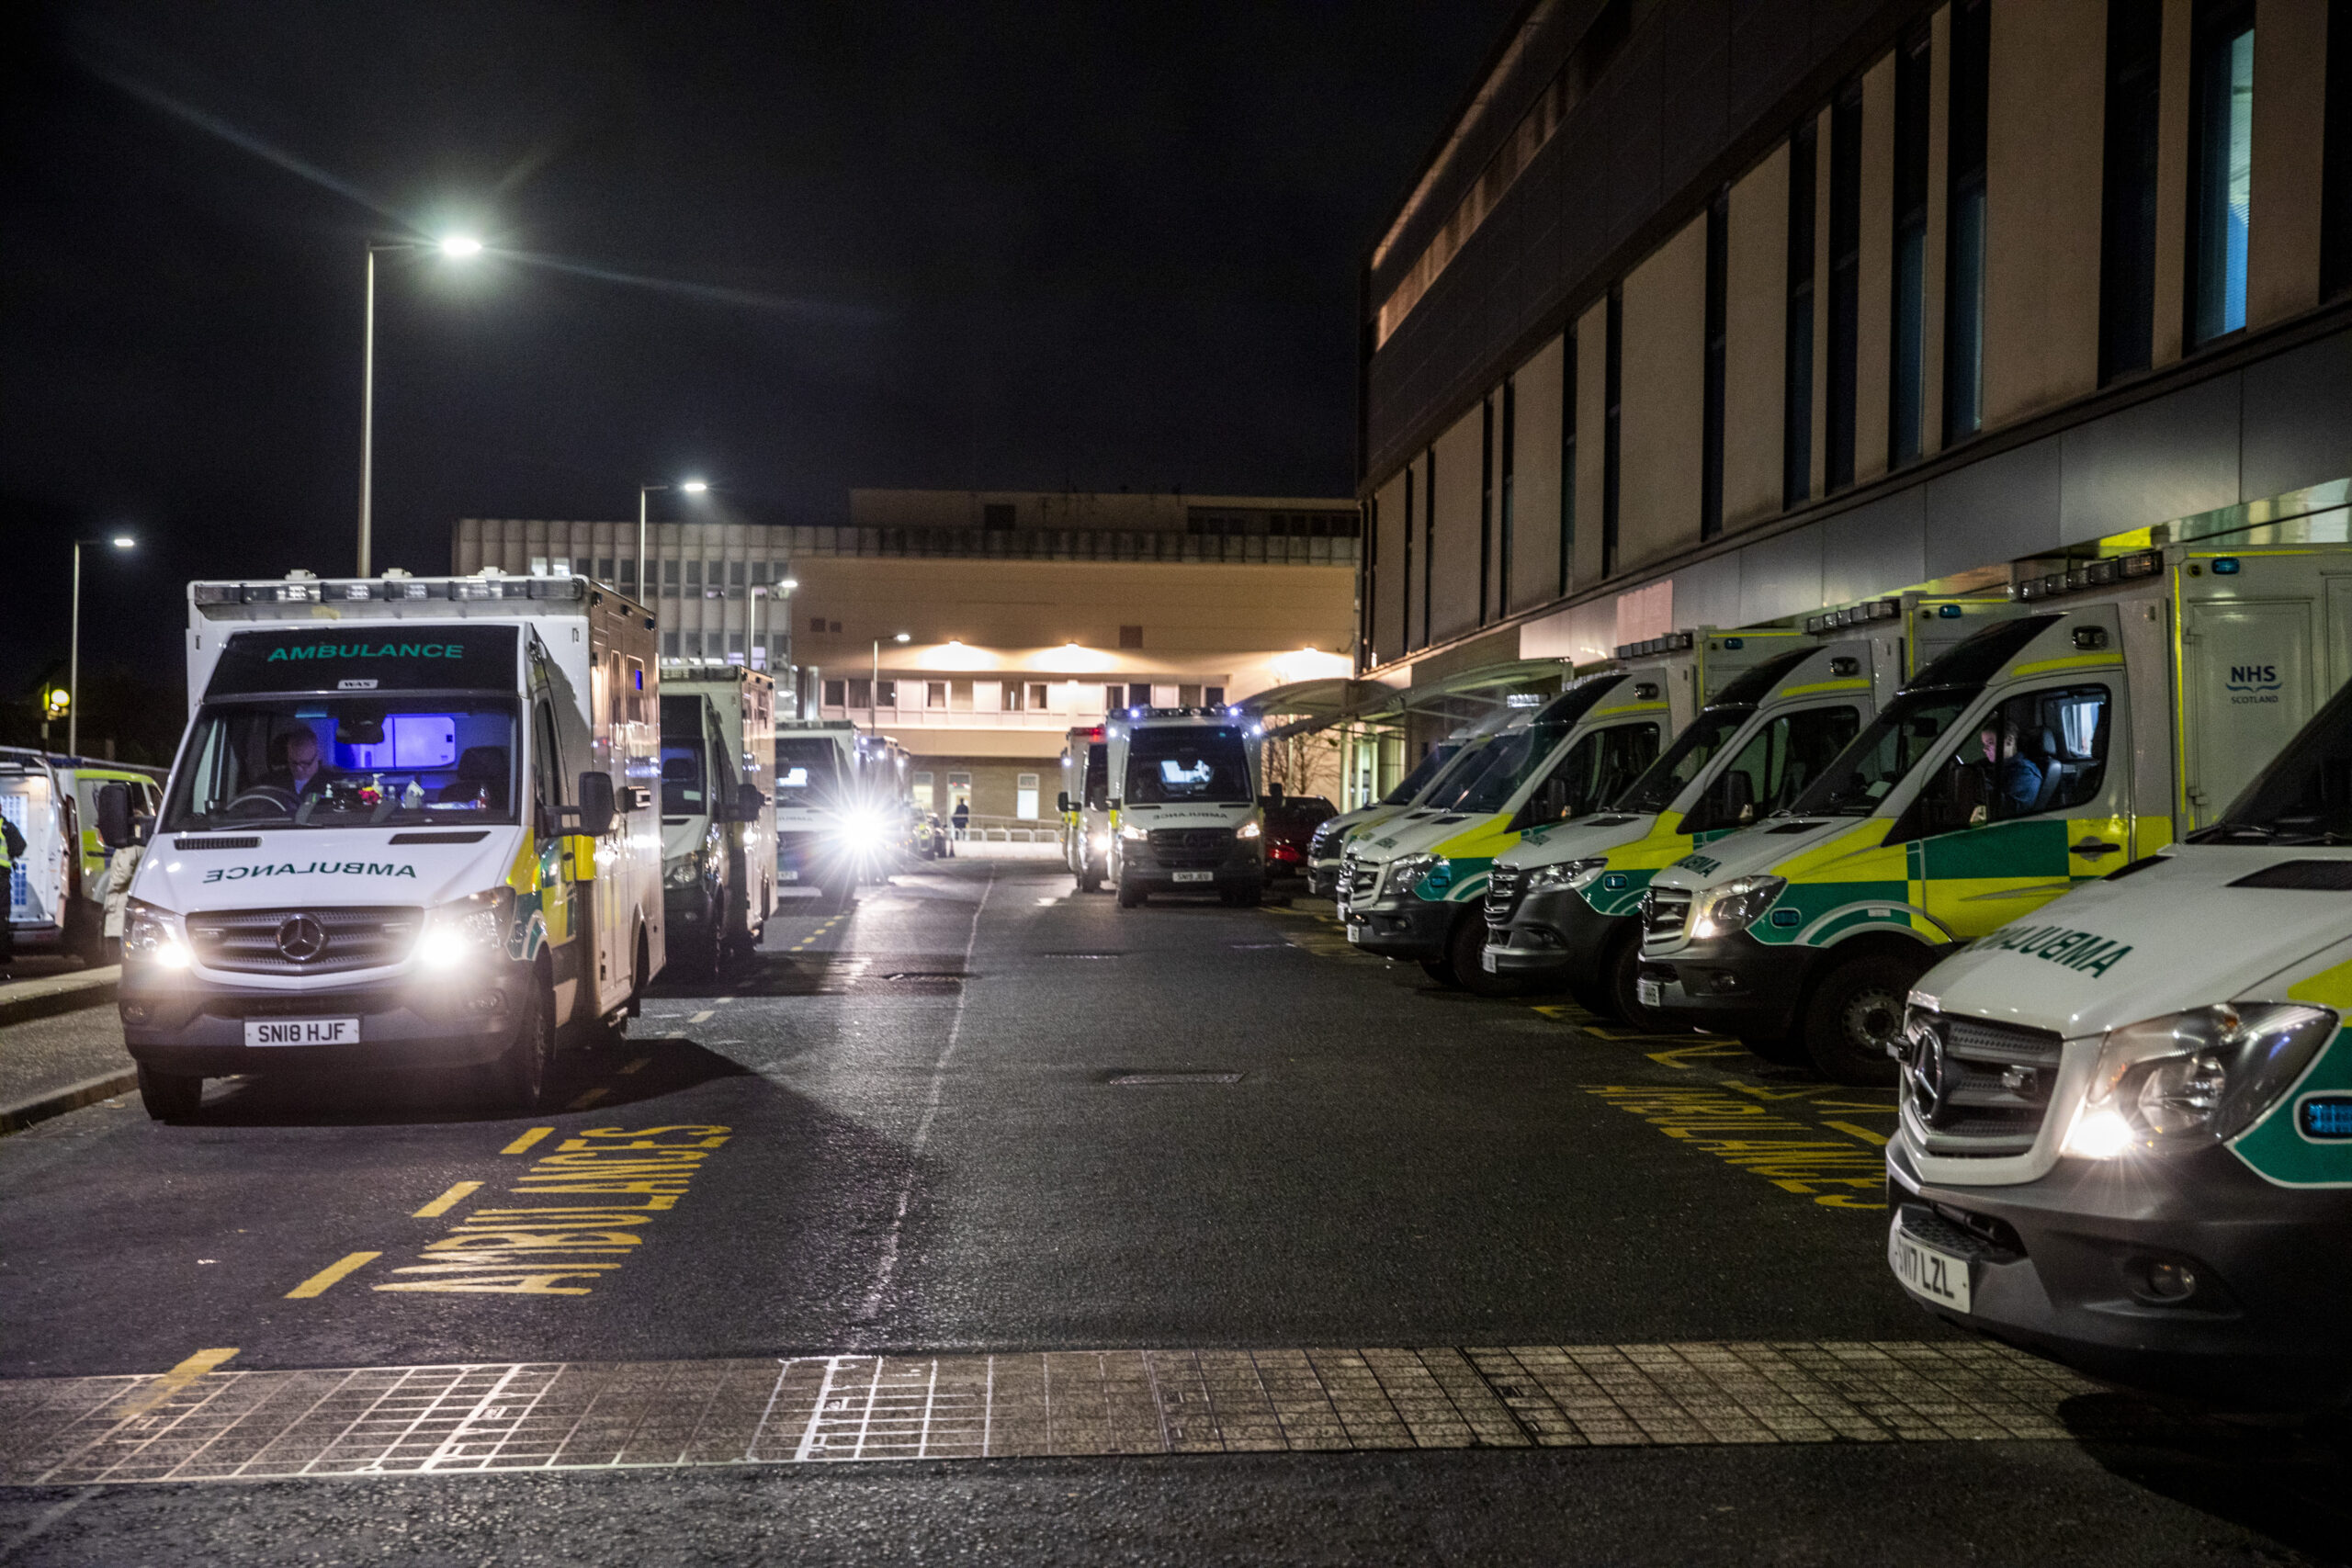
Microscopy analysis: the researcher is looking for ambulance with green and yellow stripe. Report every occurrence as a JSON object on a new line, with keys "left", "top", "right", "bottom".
{"left": 1884, "top": 660, "right": 2352, "bottom": 1409}
{"left": 1482, "top": 620, "right": 1941, "bottom": 1019}
{"left": 106, "top": 570, "right": 666, "bottom": 1121}
{"left": 1338, "top": 648, "right": 1736, "bottom": 990}
{"left": 1641, "top": 538, "right": 2352, "bottom": 1084}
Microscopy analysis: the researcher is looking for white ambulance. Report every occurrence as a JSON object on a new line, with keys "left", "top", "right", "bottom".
{"left": 1106, "top": 708, "right": 1265, "bottom": 907}
{"left": 658, "top": 661, "right": 775, "bottom": 978}
{"left": 104, "top": 570, "right": 663, "bottom": 1119}
{"left": 1059, "top": 724, "right": 1111, "bottom": 892}
{"left": 772, "top": 721, "right": 868, "bottom": 907}
{"left": 1887, "top": 674, "right": 2352, "bottom": 1408}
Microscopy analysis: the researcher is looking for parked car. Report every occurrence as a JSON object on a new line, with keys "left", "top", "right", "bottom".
{"left": 1260, "top": 794, "right": 1337, "bottom": 878}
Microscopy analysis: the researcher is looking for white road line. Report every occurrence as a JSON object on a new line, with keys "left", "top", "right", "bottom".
{"left": 856, "top": 863, "right": 996, "bottom": 1323}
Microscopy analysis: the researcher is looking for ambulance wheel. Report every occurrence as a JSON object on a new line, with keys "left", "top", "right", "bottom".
{"left": 1454, "top": 913, "right": 1519, "bottom": 997}
{"left": 136, "top": 1065, "right": 202, "bottom": 1122}
{"left": 1116, "top": 877, "right": 1145, "bottom": 908}
{"left": 1600, "top": 930, "right": 1659, "bottom": 1028}
{"left": 497, "top": 968, "right": 559, "bottom": 1112}
{"left": 1080, "top": 870, "right": 1102, "bottom": 893}
{"left": 1419, "top": 954, "right": 1462, "bottom": 987}
{"left": 1801, "top": 954, "right": 1910, "bottom": 1085}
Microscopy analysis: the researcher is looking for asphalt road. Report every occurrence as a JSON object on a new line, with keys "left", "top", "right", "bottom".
{"left": 0, "top": 861, "right": 2344, "bottom": 1564}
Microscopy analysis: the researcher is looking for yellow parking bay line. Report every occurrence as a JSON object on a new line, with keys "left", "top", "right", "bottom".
{"left": 15, "top": 1340, "right": 2112, "bottom": 1484}
{"left": 284, "top": 1252, "right": 381, "bottom": 1299}
{"left": 501, "top": 1126, "right": 554, "bottom": 1156}
{"left": 109, "top": 1348, "right": 239, "bottom": 1419}
{"left": 568, "top": 1086, "right": 611, "bottom": 1111}
{"left": 411, "top": 1181, "right": 483, "bottom": 1218}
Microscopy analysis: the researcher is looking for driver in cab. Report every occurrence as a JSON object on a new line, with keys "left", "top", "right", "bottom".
{"left": 261, "top": 728, "right": 340, "bottom": 800}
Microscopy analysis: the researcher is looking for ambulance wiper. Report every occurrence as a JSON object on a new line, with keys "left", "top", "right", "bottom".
{"left": 2183, "top": 821, "right": 2278, "bottom": 844}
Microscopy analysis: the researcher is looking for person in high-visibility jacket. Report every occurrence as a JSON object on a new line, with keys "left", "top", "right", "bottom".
{"left": 0, "top": 813, "right": 22, "bottom": 971}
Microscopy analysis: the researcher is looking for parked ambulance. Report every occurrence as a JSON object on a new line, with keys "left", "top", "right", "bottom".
{"left": 1641, "top": 540, "right": 2352, "bottom": 1083}
{"left": 1338, "top": 664, "right": 1689, "bottom": 989}
{"left": 1106, "top": 708, "right": 1265, "bottom": 907}
{"left": 103, "top": 570, "right": 663, "bottom": 1120}
{"left": 1302, "top": 730, "right": 1485, "bottom": 899}
{"left": 658, "top": 661, "right": 775, "bottom": 978}
{"left": 1058, "top": 724, "right": 1110, "bottom": 891}
{"left": 773, "top": 720, "right": 869, "bottom": 906}
{"left": 1886, "top": 672, "right": 2352, "bottom": 1407}
{"left": 1483, "top": 607, "right": 2002, "bottom": 1019}
{"left": 2, "top": 750, "right": 164, "bottom": 962}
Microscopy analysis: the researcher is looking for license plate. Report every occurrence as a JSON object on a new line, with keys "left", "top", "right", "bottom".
{"left": 1346, "top": 924, "right": 1363, "bottom": 943}
{"left": 779, "top": 869, "right": 798, "bottom": 882}
{"left": 1171, "top": 870, "right": 1214, "bottom": 884}
{"left": 1636, "top": 977, "right": 1662, "bottom": 1008}
{"left": 1482, "top": 948, "right": 1498, "bottom": 973}
{"left": 1889, "top": 1224, "right": 1973, "bottom": 1313}
{"left": 244, "top": 1017, "right": 359, "bottom": 1047}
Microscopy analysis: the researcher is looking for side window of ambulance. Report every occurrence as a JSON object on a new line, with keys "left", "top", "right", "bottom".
{"left": 531, "top": 704, "right": 564, "bottom": 837}
{"left": 1516, "top": 723, "right": 1659, "bottom": 828}
{"left": 1683, "top": 705, "right": 1862, "bottom": 832}
{"left": 1908, "top": 683, "right": 2112, "bottom": 835}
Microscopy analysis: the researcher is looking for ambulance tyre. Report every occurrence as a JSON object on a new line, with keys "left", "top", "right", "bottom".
{"left": 1454, "top": 912, "right": 1519, "bottom": 997}
{"left": 1080, "top": 869, "right": 1102, "bottom": 893}
{"left": 136, "top": 1065, "right": 202, "bottom": 1122}
{"left": 1116, "top": 876, "right": 1145, "bottom": 908}
{"left": 497, "top": 964, "right": 559, "bottom": 1112}
{"left": 1801, "top": 953, "right": 1913, "bottom": 1086}
{"left": 1419, "top": 954, "right": 1462, "bottom": 987}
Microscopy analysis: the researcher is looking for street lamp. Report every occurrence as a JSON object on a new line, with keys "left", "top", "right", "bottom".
{"left": 637, "top": 479, "right": 712, "bottom": 594}
{"left": 69, "top": 535, "right": 136, "bottom": 757}
{"left": 872, "top": 632, "right": 910, "bottom": 734}
{"left": 359, "top": 234, "right": 482, "bottom": 576}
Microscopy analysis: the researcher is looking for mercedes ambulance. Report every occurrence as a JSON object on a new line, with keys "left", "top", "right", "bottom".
{"left": 773, "top": 720, "right": 868, "bottom": 906}
{"left": 1641, "top": 539, "right": 2352, "bottom": 1083}
{"left": 1302, "top": 731, "right": 1484, "bottom": 899}
{"left": 1106, "top": 708, "right": 1266, "bottom": 907}
{"left": 658, "top": 661, "right": 775, "bottom": 978}
{"left": 1337, "top": 667, "right": 1683, "bottom": 990}
{"left": 1058, "top": 724, "right": 1110, "bottom": 892}
{"left": 1483, "top": 611, "right": 1992, "bottom": 1020}
{"left": 1, "top": 750, "right": 163, "bottom": 962}
{"left": 1885, "top": 674, "right": 2352, "bottom": 1408}
{"left": 102, "top": 570, "right": 664, "bottom": 1120}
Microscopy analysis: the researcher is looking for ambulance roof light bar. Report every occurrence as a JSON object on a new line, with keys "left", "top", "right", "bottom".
{"left": 2013, "top": 547, "right": 2164, "bottom": 603}
{"left": 190, "top": 574, "right": 630, "bottom": 607}
{"left": 1801, "top": 598, "right": 1902, "bottom": 635}
{"left": 1611, "top": 629, "right": 1696, "bottom": 660}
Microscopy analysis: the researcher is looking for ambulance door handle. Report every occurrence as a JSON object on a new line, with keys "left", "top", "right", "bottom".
{"left": 2070, "top": 839, "right": 2121, "bottom": 858}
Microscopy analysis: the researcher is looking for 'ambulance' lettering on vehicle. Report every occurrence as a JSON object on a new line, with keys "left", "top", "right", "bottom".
{"left": 1971, "top": 921, "right": 2133, "bottom": 977}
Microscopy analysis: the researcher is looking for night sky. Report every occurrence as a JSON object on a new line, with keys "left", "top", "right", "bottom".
{"left": 0, "top": 0, "right": 1514, "bottom": 736}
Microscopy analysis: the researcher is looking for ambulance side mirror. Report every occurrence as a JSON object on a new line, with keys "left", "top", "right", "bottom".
{"left": 736, "top": 783, "right": 765, "bottom": 821}
{"left": 571, "top": 772, "right": 616, "bottom": 837}
{"left": 96, "top": 784, "right": 136, "bottom": 850}
{"left": 1057, "top": 791, "right": 1072, "bottom": 814}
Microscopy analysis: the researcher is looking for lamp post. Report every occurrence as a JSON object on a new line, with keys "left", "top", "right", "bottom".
{"left": 636, "top": 479, "right": 709, "bottom": 592}
{"left": 359, "top": 234, "right": 482, "bottom": 577}
{"left": 69, "top": 535, "right": 136, "bottom": 757}
{"left": 872, "top": 632, "right": 910, "bottom": 734}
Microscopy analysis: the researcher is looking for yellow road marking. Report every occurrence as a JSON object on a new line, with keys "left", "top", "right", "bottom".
{"left": 620, "top": 1056, "right": 651, "bottom": 1076}
{"left": 502, "top": 1127, "right": 555, "bottom": 1156}
{"left": 1826, "top": 1120, "right": 1890, "bottom": 1145}
{"left": 1645, "top": 1040, "right": 1748, "bottom": 1068}
{"left": 412, "top": 1181, "right": 482, "bottom": 1218}
{"left": 111, "top": 1348, "right": 239, "bottom": 1418}
{"left": 285, "top": 1252, "right": 381, "bottom": 1299}
{"left": 568, "top": 1087, "right": 611, "bottom": 1111}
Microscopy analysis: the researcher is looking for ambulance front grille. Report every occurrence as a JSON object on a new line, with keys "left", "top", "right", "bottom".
{"left": 1902, "top": 1011, "right": 2065, "bottom": 1156}
{"left": 1641, "top": 887, "right": 1690, "bottom": 945}
{"left": 1484, "top": 865, "right": 1525, "bottom": 924}
{"left": 186, "top": 906, "right": 422, "bottom": 976}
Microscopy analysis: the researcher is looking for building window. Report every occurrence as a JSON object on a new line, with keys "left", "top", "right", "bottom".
{"left": 1204, "top": 685, "right": 1225, "bottom": 706}
{"left": 596, "top": 557, "right": 615, "bottom": 581}
{"left": 619, "top": 559, "right": 637, "bottom": 590}
{"left": 1826, "top": 82, "right": 1862, "bottom": 491}
{"left": 1601, "top": 285, "right": 1623, "bottom": 576}
{"left": 1702, "top": 189, "right": 1728, "bottom": 536}
{"left": 1103, "top": 683, "right": 1124, "bottom": 712}
{"left": 1119, "top": 625, "right": 1144, "bottom": 649}
{"left": 1784, "top": 118, "right": 1818, "bottom": 505}
{"left": 1890, "top": 32, "right": 1930, "bottom": 467}
{"left": 2188, "top": 0, "right": 2256, "bottom": 346}
{"left": 1478, "top": 394, "right": 1495, "bottom": 625}
{"left": 1945, "top": 0, "right": 1989, "bottom": 440}
{"left": 1003, "top": 682, "right": 1023, "bottom": 712}
{"left": 729, "top": 560, "right": 746, "bottom": 598}
{"left": 1499, "top": 378, "right": 1516, "bottom": 605}
{"left": 529, "top": 555, "right": 549, "bottom": 576}
{"left": 684, "top": 559, "right": 702, "bottom": 595}
{"left": 1016, "top": 773, "right": 1041, "bottom": 819}
{"left": 662, "top": 631, "right": 680, "bottom": 658}
{"left": 876, "top": 679, "right": 896, "bottom": 707}
{"left": 1560, "top": 327, "right": 1577, "bottom": 594}
{"left": 848, "top": 679, "right": 870, "bottom": 709}
{"left": 573, "top": 557, "right": 591, "bottom": 580}
{"left": 823, "top": 679, "right": 845, "bottom": 707}
{"left": 1127, "top": 682, "right": 1151, "bottom": 709}
{"left": 983, "top": 502, "right": 1015, "bottom": 529}
{"left": 1028, "top": 682, "right": 1049, "bottom": 709}
{"left": 2101, "top": 0, "right": 2165, "bottom": 382}
{"left": 2324, "top": 0, "right": 2352, "bottom": 298}
{"left": 928, "top": 681, "right": 948, "bottom": 709}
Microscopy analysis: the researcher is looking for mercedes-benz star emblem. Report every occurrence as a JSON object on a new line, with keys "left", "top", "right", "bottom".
{"left": 275, "top": 914, "right": 327, "bottom": 963}
{"left": 1905, "top": 1025, "right": 1959, "bottom": 1128}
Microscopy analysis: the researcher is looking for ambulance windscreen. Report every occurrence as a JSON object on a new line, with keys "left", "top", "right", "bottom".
{"left": 204, "top": 626, "right": 519, "bottom": 697}
{"left": 1126, "top": 728, "right": 1250, "bottom": 804}
{"left": 162, "top": 699, "right": 520, "bottom": 831}
{"left": 2197, "top": 677, "right": 2352, "bottom": 845}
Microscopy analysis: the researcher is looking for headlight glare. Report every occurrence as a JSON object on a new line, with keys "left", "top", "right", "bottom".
{"left": 1237, "top": 819, "right": 1261, "bottom": 840}
{"left": 418, "top": 887, "right": 514, "bottom": 969}
{"left": 2062, "top": 1002, "right": 2338, "bottom": 1157}
{"left": 1119, "top": 822, "right": 1148, "bottom": 840}
{"left": 123, "top": 897, "right": 189, "bottom": 967}
{"left": 1690, "top": 874, "right": 1787, "bottom": 939}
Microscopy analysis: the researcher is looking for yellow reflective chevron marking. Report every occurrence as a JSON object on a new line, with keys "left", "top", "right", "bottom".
{"left": 1775, "top": 679, "right": 1871, "bottom": 697}
{"left": 2009, "top": 654, "right": 2124, "bottom": 678}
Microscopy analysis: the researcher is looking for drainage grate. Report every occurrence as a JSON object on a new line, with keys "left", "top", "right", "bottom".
{"left": 1106, "top": 1071, "right": 1245, "bottom": 1086}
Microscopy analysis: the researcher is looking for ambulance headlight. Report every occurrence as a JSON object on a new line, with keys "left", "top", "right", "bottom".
{"left": 2062, "top": 1002, "right": 2339, "bottom": 1157}
{"left": 123, "top": 898, "right": 189, "bottom": 968}
{"left": 1524, "top": 858, "right": 1609, "bottom": 893}
{"left": 1690, "top": 875, "right": 1786, "bottom": 939}
{"left": 1385, "top": 852, "right": 1442, "bottom": 898}
{"left": 835, "top": 813, "right": 888, "bottom": 852}
{"left": 665, "top": 852, "right": 706, "bottom": 889}
{"left": 417, "top": 887, "right": 515, "bottom": 969}
{"left": 1120, "top": 822, "right": 1149, "bottom": 840}
{"left": 1236, "top": 819, "right": 1261, "bottom": 840}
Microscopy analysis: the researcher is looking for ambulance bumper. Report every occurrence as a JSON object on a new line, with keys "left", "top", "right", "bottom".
{"left": 1638, "top": 927, "right": 1812, "bottom": 1039}
{"left": 1340, "top": 896, "right": 1454, "bottom": 961}
{"left": 1483, "top": 890, "right": 1623, "bottom": 982}
{"left": 119, "top": 964, "right": 531, "bottom": 1076}
{"left": 1888, "top": 1139, "right": 2352, "bottom": 1410}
